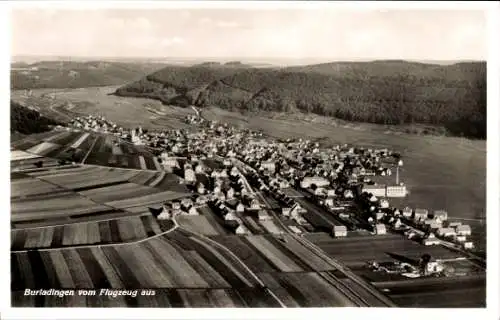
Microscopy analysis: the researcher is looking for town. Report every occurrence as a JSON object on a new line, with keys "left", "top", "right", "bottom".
{"left": 67, "top": 111, "right": 481, "bottom": 280}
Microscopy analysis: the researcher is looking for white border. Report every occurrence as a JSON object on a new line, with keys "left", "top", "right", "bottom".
{"left": 1, "top": 1, "right": 499, "bottom": 320}
{"left": 5, "top": 0, "right": 498, "bottom": 10}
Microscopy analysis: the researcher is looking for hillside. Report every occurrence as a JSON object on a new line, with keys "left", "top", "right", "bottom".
{"left": 10, "top": 100, "right": 63, "bottom": 135}
{"left": 10, "top": 61, "right": 167, "bottom": 90}
{"left": 114, "top": 64, "right": 247, "bottom": 107}
{"left": 114, "top": 60, "right": 486, "bottom": 139}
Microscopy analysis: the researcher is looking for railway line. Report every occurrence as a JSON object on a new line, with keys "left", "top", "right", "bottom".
{"left": 179, "top": 227, "right": 288, "bottom": 308}
{"left": 249, "top": 167, "right": 396, "bottom": 307}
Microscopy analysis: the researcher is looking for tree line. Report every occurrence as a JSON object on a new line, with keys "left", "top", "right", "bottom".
{"left": 11, "top": 101, "right": 62, "bottom": 135}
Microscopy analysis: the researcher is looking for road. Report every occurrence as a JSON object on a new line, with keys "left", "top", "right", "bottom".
{"left": 438, "top": 240, "right": 486, "bottom": 269}
{"left": 11, "top": 216, "right": 178, "bottom": 253}
{"left": 49, "top": 101, "right": 72, "bottom": 121}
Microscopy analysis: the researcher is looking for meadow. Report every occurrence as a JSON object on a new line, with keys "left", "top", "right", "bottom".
{"left": 11, "top": 86, "right": 196, "bottom": 129}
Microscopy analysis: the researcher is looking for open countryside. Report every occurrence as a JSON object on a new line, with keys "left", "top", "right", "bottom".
{"left": 11, "top": 86, "right": 486, "bottom": 239}
{"left": 10, "top": 7, "right": 488, "bottom": 310}
{"left": 10, "top": 105, "right": 486, "bottom": 307}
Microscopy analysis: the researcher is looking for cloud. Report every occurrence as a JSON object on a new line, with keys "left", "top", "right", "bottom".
{"left": 109, "top": 18, "right": 125, "bottom": 30}
{"left": 198, "top": 17, "right": 241, "bottom": 28}
{"left": 134, "top": 17, "right": 152, "bottom": 30}
{"left": 199, "top": 17, "right": 212, "bottom": 25}
{"left": 180, "top": 11, "right": 191, "bottom": 19}
{"left": 215, "top": 21, "right": 240, "bottom": 28}
{"left": 160, "top": 37, "right": 184, "bottom": 47}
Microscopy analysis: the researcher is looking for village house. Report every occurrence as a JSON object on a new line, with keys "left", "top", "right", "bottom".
{"left": 213, "top": 185, "right": 222, "bottom": 195}
{"left": 332, "top": 225, "right": 347, "bottom": 238}
{"left": 224, "top": 211, "right": 238, "bottom": 221}
{"left": 414, "top": 208, "right": 428, "bottom": 222}
{"left": 402, "top": 207, "right": 413, "bottom": 218}
{"left": 386, "top": 185, "right": 407, "bottom": 198}
{"left": 437, "top": 227, "right": 456, "bottom": 238}
{"left": 422, "top": 233, "right": 440, "bottom": 246}
{"left": 195, "top": 195, "right": 208, "bottom": 205}
{"left": 456, "top": 225, "right": 472, "bottom": 236}
{"left": 235, "top": 224, "right": 248, "bottom": 235}
{"left": 429, "top": 221, "right": 442, "bottom": 231}
{"left": 226, "top": 187, "right": 235, "bottom": 200}
{"left": 315, "top": 187, "right": 327, "bottom": 197}
{"left": 446, "top": 221, "right": 462, "bottom": 228}
{"left": 220, "top": 169, "right": 229, "bottom": 178}
{"left": 325, "top": 197, "right": 335, "bottom": 208}
{"left": 250, "top": 199, "right": 261, "bottom": 211}
{"left": 162, "top": 156, "right": 179, "bottom": 168}
{"left": 374, "top": 210, "right": 385, "bottom": 221}
{"left": 282, "top": 207, "right": 291, "bottom": 217}
{"left": 379, "top": 199, "right": 390, "bottom": 209}
{"left": 300, "top": 176, "right": 330, "bottom": 189}
{"left": 393, "top": 218, "right": 403, "bottom": 229}
{"left": 157, "top": 207, "right": 171, "bottom": 220}
{"left": 197, "top": 182, "right": 206, "bottom": 194}
{"left": 261, "top": 161, "right": 276, "bottom": 173}
{"left": 181, "top": 198, "right": 194, "bottom": 210}
{"left": 327, "top": 189, "right": 337, "bottom": 197}
{"left": 362, "top": 184, "right": 386, "bottom": 197}
{"left": 236, "top": 202, "right": 245, "bottom": 213}
{"left": 433, "top": 210, "right": 448, "bottom": 221}
{"left": 230, "top": 166, "right": 239, "bottom": 177}
{"left": 463, "top": 242, "right": 474, "bottom": 249}
{"left": 171, "top": 201, "right": 181, "bottom": 211}
{"left": 343, "top": 189, "right": 354, "bottom": 199}
{"left": 194, "top": 163, "right": 205, "bottom": 174}
{"left": 374, "top": 224, "right": 387, "bottom": 235}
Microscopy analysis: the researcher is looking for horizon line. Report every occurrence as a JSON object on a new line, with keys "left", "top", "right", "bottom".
{"left": 11, "top": 55, "right": 486, "bottom": 65}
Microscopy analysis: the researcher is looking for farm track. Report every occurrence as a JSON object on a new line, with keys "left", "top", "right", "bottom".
{"left": 11, "top": 216, "right": 179, "bottom": 253}
{"left": 180, "top": 226, "right": 288, "bottom": 308}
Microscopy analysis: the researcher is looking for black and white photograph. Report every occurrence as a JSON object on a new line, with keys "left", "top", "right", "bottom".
{"left": 3, "top": 1, "right": 499, "bottom": 317}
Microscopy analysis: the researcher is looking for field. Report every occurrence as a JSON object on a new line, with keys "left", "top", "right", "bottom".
{"left": 11, "top": 129, "right": 168, "bottom": 172}
{"left": 11, "top": 214, "right": 165, "bottom": 250}
{"left": 176, "top": 215, "right": 222, "bottom": 236}
{"left": 10, "top": 154, "right": 190, "bottom": 230}
{"left": 12, "top": 234, "right": 222, "bottom": 291}
{"left": 11, "top": 86, "right": 195, "bottom": 129}
{"left": 371, "top": 274, "right": 486, "bottom": 308}
{"left": 11, "top": 229, "right": 267, "bottom": 292}
{"left": 210, "top": 234, "right": 336, "bottom": 274}
{"left": 257, "top": 272, "right": 357, "bottom": 307}
{"left": 305, "top": 233, "right": 462, "bottom": 268}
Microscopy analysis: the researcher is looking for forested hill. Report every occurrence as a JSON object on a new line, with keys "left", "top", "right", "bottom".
{"left": 11, "top": 61, "right": 167, "bottom": 90}
{"left": 114, "top": 60, "right": 486, "bottom": 139}
{"left": 11, "top": 101, "right": 63, "bottom": 135}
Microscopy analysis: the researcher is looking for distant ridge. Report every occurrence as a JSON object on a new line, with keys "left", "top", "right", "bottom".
{"left": 114, "top": 59, "right": 486, "bottom": 139}
{"left": 10, "top": 61, "right": 168, "bottom": 90}
{"left": 12, "top": 55, "right": 481, "bottom": 67}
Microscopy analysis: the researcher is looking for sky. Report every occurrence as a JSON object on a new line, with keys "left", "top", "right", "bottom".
{"left": 11, "top": 8, "right": 488, "bottom": 61}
